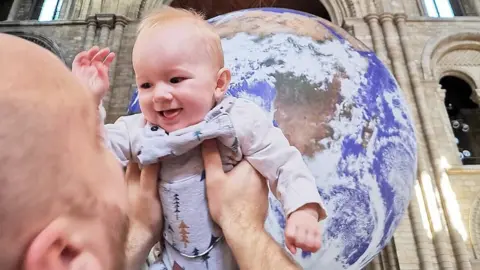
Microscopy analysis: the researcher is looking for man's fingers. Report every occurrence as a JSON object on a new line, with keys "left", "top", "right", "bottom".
{"left": 140, "top": 163, "right": 160, "bottom": 195}
{"left": 125, "top": 162, "right": 141, "bottom": 183}
{"left": 92, "top": 47, "right": 111, "bottom": 63}
{"left": 201, "top": 140, "right": 225, "bottom": 181}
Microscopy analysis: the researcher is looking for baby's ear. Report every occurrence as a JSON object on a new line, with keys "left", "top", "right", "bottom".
{"left": 214, "top": 67, "right": 231, "bottom": 102}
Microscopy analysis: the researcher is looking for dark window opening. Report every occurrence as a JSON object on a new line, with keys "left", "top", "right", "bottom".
{"left": 441, "top": 75, "right": 480, "bottom": 165}
{"left": 0, "top": 0, "right": 15, "bottom": 21}
{"left": 170, "top": 0, "right": 331, "bottom": 21}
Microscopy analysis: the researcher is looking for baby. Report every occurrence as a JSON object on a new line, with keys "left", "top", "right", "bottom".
{"left": 73, "top": 6, "right": 326, "bottom": 269}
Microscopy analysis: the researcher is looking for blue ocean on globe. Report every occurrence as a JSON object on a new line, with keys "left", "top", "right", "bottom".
{"left": 128, "top": 8, "right": 417, "bottom": 270}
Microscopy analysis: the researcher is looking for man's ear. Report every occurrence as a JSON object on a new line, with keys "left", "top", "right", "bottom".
{"left": 23, "top": 218, "right": 102, "bottom": 270}
{"left": 214, "top": 67, "right": 231, "bottom": 102}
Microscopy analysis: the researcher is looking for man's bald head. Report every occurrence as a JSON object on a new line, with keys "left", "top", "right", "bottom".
{"left": 0, "top": 34, "right": 127, "bottom": 270}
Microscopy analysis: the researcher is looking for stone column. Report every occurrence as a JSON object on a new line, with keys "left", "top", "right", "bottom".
{"left": 434, "top": 83, "right": 459, "bottom": 162}
{"left": 474, "top": 89, "right": 480, "bottom": 104}
{"left": 385, "top": 241, "right": 399, "bottom": 270}
{"left": 104, "top": 15, "right": 129, "bottom": 113}
{"left": 471, "top": 0, "right": 480, "bottom": 16}
{"left": 364, "top": 14, "right": 390, "bottom": 68}
{"left": 408, "top": 194, "right": 436, "bottom": 270}
{"left": 7, "top": 0, "right": 23, "bottom": 21}
{"left": 108, "top": 16, "right": 128, "bottom": 81}
{"left": 394, "top": 13, "right": 471, "bottom": 270}
{"left": 83, "top": 16, "right": 97, "bottom": 50}
{"left": 59, "top": 0, "right": 72, "bottom": 19}
{"left": 380, "top": 12, "right": 454, "bottom": 270}
{"left": 96, "top": 14, "right": 115, "bottom": 48}
{"left": 368, "top": 256, "right": 382, "bottom": 270}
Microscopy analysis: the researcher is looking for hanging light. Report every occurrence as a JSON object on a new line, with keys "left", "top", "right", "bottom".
{"left": 454, "top": 137, "right": 459, "bottom": 144}
{"left": 462, "top": 124, "right": 470, "bottom": 132}
{"left": 463, "top": 150, "right": 471, "bottom": 157}
{"left": 459, "top": 152, "right": 464, "bottom": 160}
{"left": 447, "top": 103, "right": 453, "bottom": 110}
{"left": 452, "top": 120, "right": 460, "bottom": 129}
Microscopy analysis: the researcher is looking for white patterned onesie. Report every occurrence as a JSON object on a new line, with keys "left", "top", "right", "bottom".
{"left": 101, "top": 96, "right": 326, "bottom": 270}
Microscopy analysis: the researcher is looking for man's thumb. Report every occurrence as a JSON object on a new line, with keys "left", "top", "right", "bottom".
{"left": 201, "top": 140, "right": 224, "bottom": 183}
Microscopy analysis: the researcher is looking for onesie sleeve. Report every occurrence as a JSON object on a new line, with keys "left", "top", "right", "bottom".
{"left": 230, "top": 98, "right": 327, "bottom": 220}
{"left": 99, "top": 102, "right": 140, "bottom": 167}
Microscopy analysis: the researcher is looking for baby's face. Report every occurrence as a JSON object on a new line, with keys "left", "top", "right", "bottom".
{"left": 133, "top": 22, "right": 221, "bottom": 133}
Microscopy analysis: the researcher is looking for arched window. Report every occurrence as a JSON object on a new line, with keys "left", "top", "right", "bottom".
{"left": 31, "top": 0, "right": 63, "bottom": 21}
{"left": 170, "top": 0, "right": 331, "bottom": 21}
{"left": 441, "top": 75, "right": 480, "bottom": 165}
{"left": 424, "top": 0, "right": 464, "bottom": 17}
{"left": 5, "top": 32, "right": 65, "bottom": 62}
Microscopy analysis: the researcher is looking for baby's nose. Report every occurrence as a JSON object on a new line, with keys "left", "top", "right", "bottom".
{"left": 153, "top": 86, "right": 173, "bottom": 102}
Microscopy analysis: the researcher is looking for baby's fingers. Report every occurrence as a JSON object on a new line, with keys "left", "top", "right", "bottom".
{"left": 296, "top": 227, "right": 321, "bottom": 252}
{"left": 92, "top": 47, "right": 111, "bottom": 63}
{"left": 103, "top": 52, "right": 116, "bottom": 68}
{"left": 285, "top": 223, "right": 298, "bottom": 254}
{"left": 285, "top": 237, "right": 297, "bottom": 254}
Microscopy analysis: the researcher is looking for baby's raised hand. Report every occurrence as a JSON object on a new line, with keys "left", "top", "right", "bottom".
{"left": 72, "top": 46, "right": 115, "bottom": 105}
{"left": 285, "top": 203, "right": 322, "bottom": 254}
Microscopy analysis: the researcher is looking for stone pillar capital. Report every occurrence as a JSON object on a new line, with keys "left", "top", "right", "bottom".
{"left": 436, "top": 85, "right": 446, "bottom": 100}
{"left": 474, "top": 88, "right": 480, "bottom": 102}
{"left": 115, "top": 15, "right": 129, "bottom": 26}
{"left": 364, "top": 14, "right": 379, "bottom": 23}
{"left": 394, "top": 13, "right": 408, "bottom": 23}
{"left": 96, "top": 13, "right": 115, "bottom": 28}
{"left": 86, "top": 15, "right": 97, "bottom": 26}
{"left": 379, "top": 13, "right": 394, "bottom": 23}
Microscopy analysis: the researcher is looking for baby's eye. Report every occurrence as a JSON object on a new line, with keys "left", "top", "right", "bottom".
{"left": 140, "top": 83, "right": 152, "bottom": 89}
{"left": 170, "top": 77, "right": 186, "bottom": 84}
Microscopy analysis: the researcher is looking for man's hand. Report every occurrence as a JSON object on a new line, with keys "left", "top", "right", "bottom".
{"left": 72, "top": 46, "right": 115, "bottom": 105}
{"left": 125, "top": 162, "right": 162, "bottom": 270}
{"left": 201, "top": 139, "right": 268, "bottom": 231}
{"left": 201, "top": 140, "right": 301, "bottom": 270}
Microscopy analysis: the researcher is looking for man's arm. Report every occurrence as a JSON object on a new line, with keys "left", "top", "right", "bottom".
{"left": 124, "top": 163, "right": 163, "bottom": 270}
{"left": 223, "top": 223, "right": 300, "bottom": 270}
{"left": 201, "top": 140, "right": 301, "bottom": 270}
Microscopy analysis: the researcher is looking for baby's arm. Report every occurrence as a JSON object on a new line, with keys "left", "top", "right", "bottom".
{"left": 98, "top": 103, "right": 141, "bottom": 166}
{"left": 231, "top": 99, "right": 327, "bottom": 253}
{"left": 72, "top": 47, "right": 135, "bottom": 165}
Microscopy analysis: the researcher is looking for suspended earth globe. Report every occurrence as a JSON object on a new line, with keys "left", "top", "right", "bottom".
{"left": 128, "top": 8, "right": 417, "bottom": 270}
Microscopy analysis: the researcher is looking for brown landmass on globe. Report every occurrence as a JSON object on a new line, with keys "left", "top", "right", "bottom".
{"left": 212, "top": 10, "right": 367, "bottom": 51}
{"left": 274, "top": 73, "right": 346, "bottom": 157}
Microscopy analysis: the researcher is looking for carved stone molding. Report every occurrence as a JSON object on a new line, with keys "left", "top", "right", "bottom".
{"left": 95, "top": 13, "right": 115, "bottom": 28}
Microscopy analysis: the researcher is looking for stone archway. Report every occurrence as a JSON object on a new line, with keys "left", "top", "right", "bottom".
{"left": 169, "top": 0, "right": 332, "bottom": 21}
{"left": 137, "top": 0, "right": 357, "bottom": 25}
{"left": 421, "top": 31, "right": 480, "bottom": 82}
{"left": 4, "top": 31, "right": 65, "bottom": 62}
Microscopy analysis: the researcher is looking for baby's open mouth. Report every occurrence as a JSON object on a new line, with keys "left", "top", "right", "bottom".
{"left": 159, "top": 108, "right": 182, "bottom": 119}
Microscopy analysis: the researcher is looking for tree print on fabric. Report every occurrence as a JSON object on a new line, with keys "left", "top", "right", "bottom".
{"left": 179, "top": 221, "right": 190, "bottom": 248}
